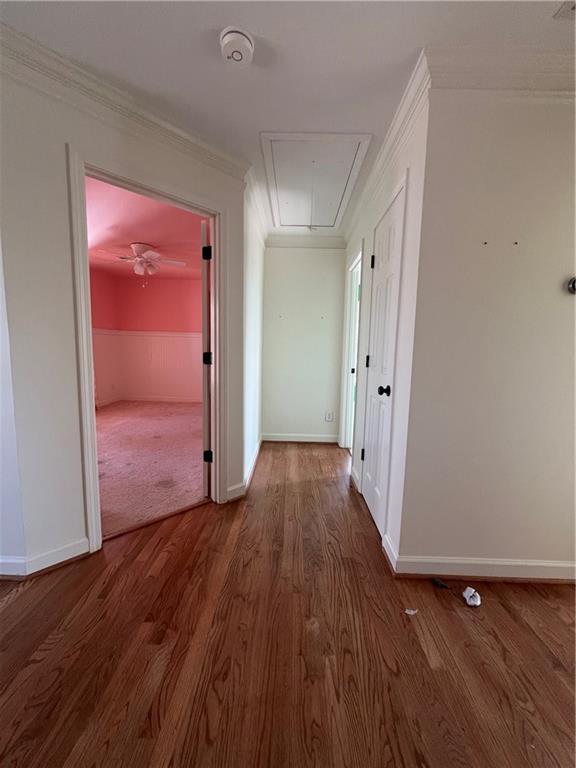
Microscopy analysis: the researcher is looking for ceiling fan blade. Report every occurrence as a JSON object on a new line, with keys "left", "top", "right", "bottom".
{"left": 142, "top": 250, "right": 162, "bottom": 262}
{"left": 160, "top": 259, "right": 187, "bottom": 267}
{"left": 133, "top": 261, "right": 146, "bottom": 276}
{"left": 145, "top": 262, "right": 160, "bottom": 275}
{"left": 118, "top": 255, "right": 136, "bottom": 261}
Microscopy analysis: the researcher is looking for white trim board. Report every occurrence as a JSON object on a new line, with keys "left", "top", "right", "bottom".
{"left": 68, "top": 150, "right": 224, "bottom": 555}
{"left": 0, "top": 538, "right": 89, "bottom": 577}
{"left": 228, "top": 437, "right": 261, "bottom": 500}
{"left": 263, "top": 434, "right": 339, "bottom": 443}
{"left": 0, "top": 23, "right": 248, "bottom": 181}
{"left": 92, "top": 329, "right": 202, "bottom": 339}
{"left": 244, "top": 439, "right": 262, "bottom": 489}
{"left": 384, "top": 548, "right": 575, "bottom": 581}
{"left": 98, "top": 397, "right": 203, "bottom": 405}
{"left": 227, "top": 483, "right": 246, "bottom": 501}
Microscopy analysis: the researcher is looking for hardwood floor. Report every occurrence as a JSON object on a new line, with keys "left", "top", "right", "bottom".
{"left": 0, "top": 442, "right": 573, "bottom": 767}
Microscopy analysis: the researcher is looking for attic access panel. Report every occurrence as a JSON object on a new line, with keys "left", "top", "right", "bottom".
{"left": 261, "top": 133, "right": 370, "bottom": 229}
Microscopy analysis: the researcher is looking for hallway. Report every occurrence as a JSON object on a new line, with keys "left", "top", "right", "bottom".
{"left": 0, "top": 442, "right": 573, "bottom": 767}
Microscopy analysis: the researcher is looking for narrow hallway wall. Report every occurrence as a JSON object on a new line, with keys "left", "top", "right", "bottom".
{"left": 262, "top": 243, "right": 345, "bottom": 443}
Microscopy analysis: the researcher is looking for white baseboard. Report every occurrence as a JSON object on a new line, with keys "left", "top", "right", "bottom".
{"left": 96, "top": 397, "right": 120, "bottom": 408}
{"left": 0, "top": 537, "right": 90, "bottom": 577}
{"left": 392, "top": 554, "right": 575, "bottom": 581}
{"left": 227, "top": 440, "right": 262, "bottom": 502}
{"left": 245, "top": 440, "right": 261, "bottom": 489}
{"left": 227, "top": 482, "right": 246, "bottom": 501}
{"left": 262, "top": 433, "right": 338, "bottom": 443}
{"left": 382, "top": 534, "right": 399, "bottom": 570}
{"left": 121, "top": 396, "right": 202, "bottom": 403}
{"left": 351, "top": 466, "right": 362, "bottom": 491}
{"left": 97, "top": 397, "right": 202, "bottom": 407}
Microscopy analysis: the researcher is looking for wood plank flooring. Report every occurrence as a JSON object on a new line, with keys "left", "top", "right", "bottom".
{"left": 0, "top": 442, "right": 573, "bottom": 767}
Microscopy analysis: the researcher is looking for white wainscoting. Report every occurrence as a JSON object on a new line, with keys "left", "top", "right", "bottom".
{"left": 92, "top": 330, "right": 203, "bottom": 405}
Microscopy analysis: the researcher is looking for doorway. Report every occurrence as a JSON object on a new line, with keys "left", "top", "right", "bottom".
{"left": 341, "top": 256, "right": 362, "bottom": 451}
{"left": 83, "top": 175, "right": 214, "bottom": 539}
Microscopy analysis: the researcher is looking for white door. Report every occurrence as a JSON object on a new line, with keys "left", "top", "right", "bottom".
{"left": 362, "top": 186, "right": 405, "bottom": 536}
{"left": 343, "top": 260, "right": 362, "bottom": 449}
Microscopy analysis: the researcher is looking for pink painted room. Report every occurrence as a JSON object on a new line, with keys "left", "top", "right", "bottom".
{"left": 86, "top": 177, "right": 211, "bottom": 538}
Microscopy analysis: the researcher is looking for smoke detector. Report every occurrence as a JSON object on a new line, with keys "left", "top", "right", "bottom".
{"left": 220, "top": 27, "right": 254, "bottom": 67}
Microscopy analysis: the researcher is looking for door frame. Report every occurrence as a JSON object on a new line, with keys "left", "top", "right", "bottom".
{"left": 67, "top": 146, "right": 221, "bottom": 552}
{"left": 338, "top": 253, "right": 362, "bottom": 449}
{"left": 355, "top": 171, "right": 409, "bottom": 499}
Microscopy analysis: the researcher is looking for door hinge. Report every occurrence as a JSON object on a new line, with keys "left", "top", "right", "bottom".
{"left": 365, "top": 354, "right": 370, "bottom": 368}
{"left": 203, "top": 450, "right": 213, "bottom": 463}
{"left": 351, "top": 367, "right": 355, "bottom": 374}
{"left": 202, "top": 245, "right": 213, "bottom": 261}
{"left": 370, "top": 254, "right": 375, "bottom": 269}
{"left": 360, "top": 448, "right": 365, "bottom": 461}
{"left": 203, "top": 351, "right": 213, "bottom": 365}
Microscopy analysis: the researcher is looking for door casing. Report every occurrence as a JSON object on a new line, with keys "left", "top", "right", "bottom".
{"left": 355, "top": 173, "right": 408, "bottom": 537}
{"left": 339, "top": 255, "right": 362, "bottom": 450}
{"left": 67, "top": 146, "right": 221, "bottom": 552}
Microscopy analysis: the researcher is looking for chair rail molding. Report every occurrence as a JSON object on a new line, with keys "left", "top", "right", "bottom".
{"left": 0, "top": 22, "right": 249, "bottom": 182}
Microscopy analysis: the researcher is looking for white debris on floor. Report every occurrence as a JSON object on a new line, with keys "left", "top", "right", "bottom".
{"left": 463, "top": 587, "right": 481, "bottom": 607}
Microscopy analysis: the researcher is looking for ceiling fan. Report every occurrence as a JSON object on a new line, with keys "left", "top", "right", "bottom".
{"left": 117, "top": 242, "right": 187, "bottom": 275}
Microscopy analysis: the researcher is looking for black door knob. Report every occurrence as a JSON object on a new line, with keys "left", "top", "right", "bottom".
{"left": 378, "top": 385, "right": 391, "bottom": 397}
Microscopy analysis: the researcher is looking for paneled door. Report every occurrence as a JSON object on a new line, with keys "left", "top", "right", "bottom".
{"left": 362, "top": 185, "right": 406, "bottom": 537}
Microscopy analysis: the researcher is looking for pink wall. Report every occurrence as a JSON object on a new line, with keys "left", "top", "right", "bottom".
{"left": 90, "top": 268, "right": 202, "bottom": 332}
{"left": 90, "top": 270, "right": 119, "bottom": 330}
{"left": 90, "top": 268, "right": 203, "bottom": 405}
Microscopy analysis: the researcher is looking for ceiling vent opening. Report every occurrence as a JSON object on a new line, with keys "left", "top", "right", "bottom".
{"left": 261, "top": 133, "right": 371, "bottom": 231}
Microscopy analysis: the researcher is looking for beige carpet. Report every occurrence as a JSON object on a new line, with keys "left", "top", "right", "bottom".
{"left": 96, "top": 401, "right": 205, "bottom": 538}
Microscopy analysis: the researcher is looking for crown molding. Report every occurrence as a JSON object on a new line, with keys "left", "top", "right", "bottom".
{"left": 344, "top": 45, "right": 574, "bottom": 237}
{"left": 344, "top": 49, "right": 431, "bottom": 236}
{"left": 0, "top": 23, "right": 250, "bottom": 181}
{"left": 244, "top": 168, "right": 272, "bottom": 244}
{"left": 265, "top": 233, "right": 346, "bottom": 250}
{"left": 425, "top": 47, "right": 575, "bottom": 92}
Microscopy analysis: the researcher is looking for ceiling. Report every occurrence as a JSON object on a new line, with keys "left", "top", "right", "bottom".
{"left": 86, "top": 177, "right": 205, "bottom": 279}
{"left": 2, "top": 2, "right": 573, "bottom": 235}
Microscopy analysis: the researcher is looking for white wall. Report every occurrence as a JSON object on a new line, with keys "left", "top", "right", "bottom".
{"left": 0, "top": 239, "right": 26, "bottom": 570}
{"left": 243, "top": 183, "right": 265, "bottom": 485}
{"left": 262, "top": 244, "right": 345, "bottom": 442}
{"left": 0, "top": 33, "right": 246, "bottom": 574}
{"left": 92, "top": 331, "right": 203, "bottom": 406}
{"left": 398, "top": 89, "right": 575, "bottom": 578}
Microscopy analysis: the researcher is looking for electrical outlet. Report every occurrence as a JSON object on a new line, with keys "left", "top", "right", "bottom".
{"left": 325, "top": 411, "right": 334, "bottom": 423}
